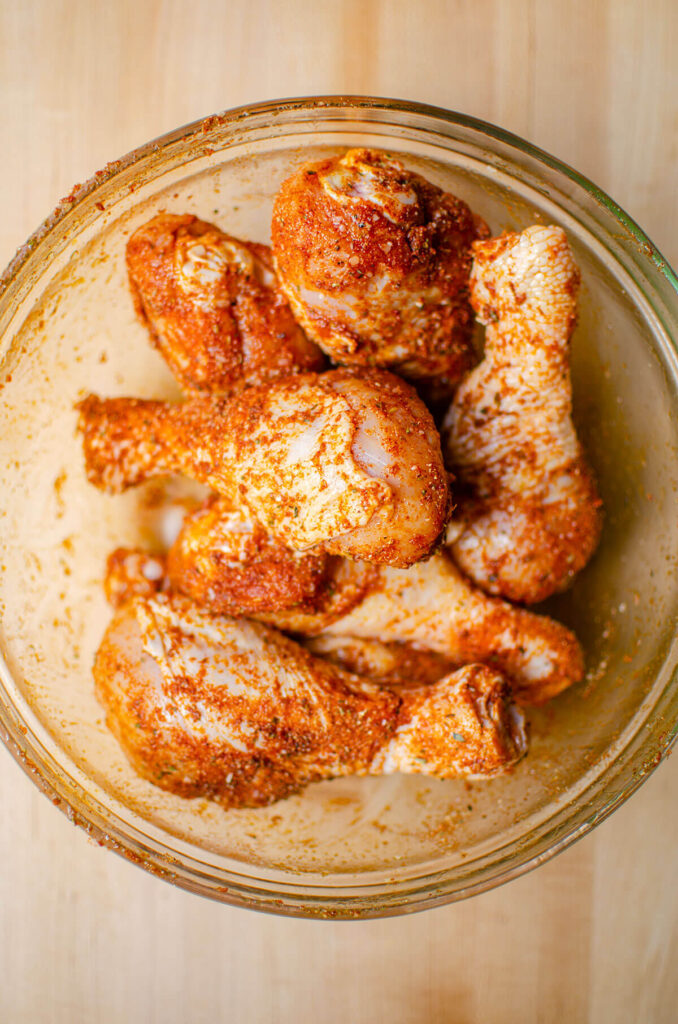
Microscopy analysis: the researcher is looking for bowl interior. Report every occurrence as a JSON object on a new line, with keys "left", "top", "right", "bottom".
{"left": 1, "top": 105, "right": 677, "bottom": 915}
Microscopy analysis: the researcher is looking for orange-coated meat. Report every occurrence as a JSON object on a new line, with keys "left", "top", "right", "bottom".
{"left": 272, "top": 148, "right": 489, "bottom": 402}
{"left": 167, "top": 500, "right": 379, "bottom": 624}
{"left": 127, "top": 213, "right": 325, "bottom": 393}
{"left": 304, "top": 635, "right": 456, "bottom": 689}
{"left": 94, "top": 593, "right": 528, "bottom": 809}
{"left": 102, "top": 539, "right": 581, "bottom": 706}
{"left": 77, "top": 367, "right": 451, "bottom": 568}
{"left": 442, "top": 226, "right": 603, "bottom": 603}
{"left": 166, "top": 497, "right": 332, "bottom": 614}
{"left": 103, "top": 539, "right": 377, "bottom": 631}
{"left": 104, "top": 547, "right": 167, "bottom": 607}
{"left": 263, "top": 551, "right": 583, "bottom": 707}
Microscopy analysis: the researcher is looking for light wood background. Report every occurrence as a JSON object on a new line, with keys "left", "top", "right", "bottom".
{"left": 1, "top": 2, "right": 677, "bottom": 1021}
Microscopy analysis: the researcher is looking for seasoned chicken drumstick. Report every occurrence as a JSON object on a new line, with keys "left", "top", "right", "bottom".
{"left": 304, "top": 634, "right": 457, "bottom": 689}
{"left": 126, "top": 213, "right": 324, "bottom": 393}
{"left": 164, "top": 497, "right": 333, "bottom": 614}
{"left": 168, "top": 511, "right": 581, "bottom": 705}
{"left": 105, "top": 543, "right": 582, "bottom": 707}
{"left": 166, "top": 497, "right": 377, "bottom": 619}
{"left": 105, "top": 549, "right": 462, "bottom": 690}
{"left": 268, "top": 552, "right": 584, "bottom": 707}
{"left": 272, "top": 148, "right": 489, "bottom": 401}
{"left": 77, "top": 368, "right": 450, "bottom": 567}
{"left": 95, "top": 593, "right": 528, "bottom": 809}
{"left": 442, "top": 225, "right": 603, "bottom": 603}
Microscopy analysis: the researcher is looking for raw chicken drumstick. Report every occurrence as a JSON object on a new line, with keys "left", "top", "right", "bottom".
{"left": 105, "top": 543, "right": 582, "bottom": 708}
{"left": 126, "top": 213, "right": 325, "bottom": 393}
{"left": 165, "top": 497, "right": 332, "bottom": 614}
{"left": 168, "top": 516, "right": 580, "bottom": 705}
{"left": 166, "top": 497, "right": 378, "bottom": 619}
{"left": 94, "top": 593, "right": 528, "bottom": 809}
{"left": 272, "top": 148, "right": 489, "bottom": 402}
{"left": 105, "top": 549, "right": 460, "bottom": 688}
{"left": 77, "top": 367, "right": 450, "bottom": 568}
{"left": 304, "top": 634, "right": 457, "bottom": 689}
{"left": 442, "top": 225, "right": 603, "bottom": 604}
{"left": 108, "top": 534, "right": 377, "bottom": 631}
{"left": 267, "top": 552, "right": 584, "bottom": 707}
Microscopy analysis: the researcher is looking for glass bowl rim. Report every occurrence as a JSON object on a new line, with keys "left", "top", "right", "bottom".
{"left": 1, "top": 94, "right": 677, "bottom": 919}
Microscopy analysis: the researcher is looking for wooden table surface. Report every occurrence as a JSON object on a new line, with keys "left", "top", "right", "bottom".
{"left": 1, "top": 2, "right": 677, "bottom": 1021}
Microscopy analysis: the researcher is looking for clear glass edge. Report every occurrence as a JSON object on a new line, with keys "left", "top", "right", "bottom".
{"left": 1, "top": 645, "right": 676, "bottom": 919}
{"left": 2, "top": 95, "right": 677, "bottom": 299}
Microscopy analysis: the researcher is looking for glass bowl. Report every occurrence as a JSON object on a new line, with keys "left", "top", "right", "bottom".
{"left": 1, "top": 97, "right": 677, "bottom": 919}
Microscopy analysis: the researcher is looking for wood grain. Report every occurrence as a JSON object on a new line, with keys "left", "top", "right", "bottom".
{"left": 0, "top": 1, "right": 677, "bottom": 1021}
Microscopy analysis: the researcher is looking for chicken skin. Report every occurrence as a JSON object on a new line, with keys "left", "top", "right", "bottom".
{"left": 272, "top": 148, "right": 488, "bottom": 401}
{"left": 165, "top": 497, "right": 333, "bottom": 614}
{"left": 167, "top": 501, "right": 378, "bottom": 621}
{"left": 282, "top": 552, "right": 583, "bottom": 707}
{"left": 103, "top": 548, "right": 467, "bottom": 691}
{"left": 101, "top": 539, "right": 577, "bottom": 706}
{"left": 126, "top": 213, "right": 325, "bottom": 393}
{"left": 94, "top": 593, "right": 528, "bottom": 809}
{"left": 105, "top": 547, "right": 168, "bottom": 607}
{"left": 442, "top": 226, "right": 603, "bottom": 603}
{"left": 77, "top": 368, "right": 450, "bottom": 567}
{"left": 304, "top": 635, "right": 456, "bottom": 689}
